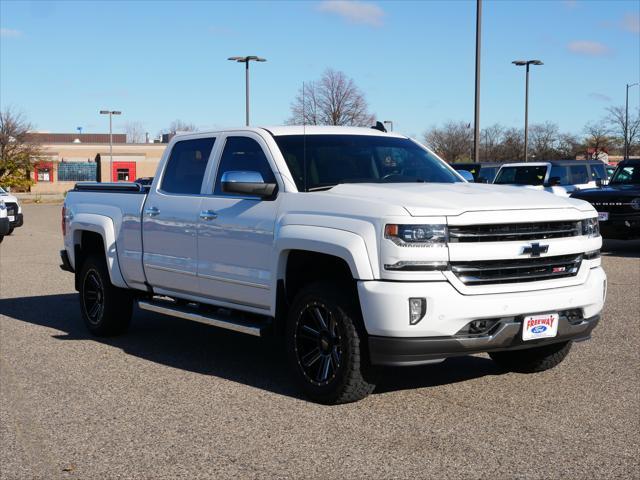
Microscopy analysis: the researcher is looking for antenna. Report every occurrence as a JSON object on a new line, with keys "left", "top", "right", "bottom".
{"left": 302, "top": 81, "right": 307, "bottom": 192}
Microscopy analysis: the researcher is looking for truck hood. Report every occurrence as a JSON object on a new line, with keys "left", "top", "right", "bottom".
{"left": 324, "top": 183, "right": 592, "bottom": 216}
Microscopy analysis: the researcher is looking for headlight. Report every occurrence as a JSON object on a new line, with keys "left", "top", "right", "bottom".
{"left": 384, "top": 224, "right": 448, "bottom": 247}
{"left": 581, "top": 217, "right": 599, "bottom": 238}
{"left": 631, "top": 198, "right": 640, "bottom": 211}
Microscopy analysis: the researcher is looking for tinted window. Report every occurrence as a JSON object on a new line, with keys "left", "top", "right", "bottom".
{"left": 214, "top": 137, "right": 276, "bottom": 195}
{"left": 610, "top": 165, "right": 640, "bottom": 185}
{"left": 549, "top": 165, "right": 569, "bottom": 185}
{"left": 478, "top": 166, "right": 498, "bottom": 182}
{"left": 494, "top": 166, "right": 547, "bottom": 185}
{"left": 590, "top": 163, "right": 606, "bottom": 180}
{"left": 569, "top": 165, "right": 589, "bottom": 184}
{"left": 161, "top": 138, "right": 215, "bottom": 194}
{"left": 274, "top": 135, "right": 460, "bottom": 191}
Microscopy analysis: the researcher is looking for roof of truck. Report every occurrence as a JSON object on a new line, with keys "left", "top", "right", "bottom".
{"left": 174, "top": 125, "right": 408, "bottom": 139}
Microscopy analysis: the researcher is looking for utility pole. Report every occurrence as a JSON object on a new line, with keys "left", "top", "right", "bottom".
{"left": 512, "top": 60, "right": 543, "bottom": 161}
{"left": 624, "top": 82, "right": 639, "bottom": 160}
{"left": 473, "top": 0, "right": 482, "bottom": 163}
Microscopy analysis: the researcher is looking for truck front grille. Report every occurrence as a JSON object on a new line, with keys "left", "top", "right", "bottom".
{"left": 451, "top": 254, "right": 582, "bottom": 285}
{"left": 448, "top": 221, "right": 581, "bottom": 243}
{"left": 5, "top": 202, "right": 18, "bottom": 217}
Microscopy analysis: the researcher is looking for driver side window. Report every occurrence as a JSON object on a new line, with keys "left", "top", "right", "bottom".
{"left": 213, "top": 136, "right": 277, "bottom": 195}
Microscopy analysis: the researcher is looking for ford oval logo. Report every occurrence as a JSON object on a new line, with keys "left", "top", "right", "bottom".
{"left": 531, "top": 325, "right": 547, "bottom": 334}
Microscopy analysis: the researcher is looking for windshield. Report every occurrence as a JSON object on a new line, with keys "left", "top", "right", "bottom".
{"left": 273, "top": 135, "right": 461, "bottom": 191}
{"left": 0, "top": 187, "right": 6, "bottom": 194}
{"left": 494, "top": 165, "right": 547, "bottom": 185}
{"left": 609, "top": 164, "right": 640, "bottom": 185}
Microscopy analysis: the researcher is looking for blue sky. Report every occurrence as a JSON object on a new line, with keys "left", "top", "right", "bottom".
{"left": 1, "top": 0, "right": 639, "bottom": 139}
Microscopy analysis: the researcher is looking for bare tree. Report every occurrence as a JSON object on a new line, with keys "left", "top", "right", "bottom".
{"left": 423, "top": 121, "right": 473, "bottom": 162}
{"left": 606, "top": 105, "right": 640, "bottom": 155}
{"left": 163, "top": 120, "right": 198, "bottom": 135}
{"left": 288, "top": 69, "right": 375, "bottom": 127}
{"left": 123, "top": 121, "right": 146, "bottom": 143}
{"left": 529, "top": 122, "right": 560, "bottom": 160}
{"left": 556, "top": 133, "right": 582, "bottom": 160}
{"left": 0, "top": 108, "right": 43, "bottom": 189}
{"left": 480, "top": 124, "right": 505, "bottom": 161}
{"left": 583, "top": 122, "right": 611, "bottom": 161}
{"left": 499, "top": 127, "right": 525, "bottom": 162}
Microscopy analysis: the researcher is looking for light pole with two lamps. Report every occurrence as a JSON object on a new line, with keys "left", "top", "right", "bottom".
{"left": 512, "top": 60, "right": 543, "bottom": 162}
{"left": 228, "top": 56, "right": 267, "bottom": 126}
{"left": 624, "top": 82, "right": 639, "bottom": 160}
{"left": 99, "top": 109, "right": 121, "bottom": 182}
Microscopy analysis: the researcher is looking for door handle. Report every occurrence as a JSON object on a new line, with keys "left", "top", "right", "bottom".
{"left": 199, "top": 210, "right": 218, "bottom": 220}
{"left": 145, "top": 206, "right": 160, "bottom": 217}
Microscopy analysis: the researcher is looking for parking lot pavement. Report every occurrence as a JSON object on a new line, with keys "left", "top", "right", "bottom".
{"left": 1, "top": 203, "right": 639, "bottom": 479}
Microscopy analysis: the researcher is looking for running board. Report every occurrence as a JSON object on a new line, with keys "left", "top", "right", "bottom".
{"left": 137, "top": 300, "right": 269, "bottom": 337}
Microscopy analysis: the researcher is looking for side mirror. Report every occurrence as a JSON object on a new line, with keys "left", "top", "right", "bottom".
{"left": 476, "top": 176, "right": 489, "bottom": 184}
{"left": 458, "top": 170, "right": 475, "bottom": 182}
{"left": 546, "top": 176, "right": 561, "bottom": 187}
{"left": 595, "top": 178, "right": 603, "bottom": 187}
{"left": 221, "top": 171, "right": 276, "bottom": 198}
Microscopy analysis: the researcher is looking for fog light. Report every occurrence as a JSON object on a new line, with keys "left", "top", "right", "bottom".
{"left": 409, "top": 298, "right": 426, "bottom": 325}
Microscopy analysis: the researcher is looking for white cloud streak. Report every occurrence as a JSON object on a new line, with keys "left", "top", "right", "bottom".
{"left": 0, "top": 28, "right": 22, "bottom": 38}
{"left": 317, "top": 1, "right": 384, "bottom": 27}
{"left": 588, "top": 92, "right": 612, "bottom": 103}
{"left": 567, "top": 40, "right": 611, "bottom": 56}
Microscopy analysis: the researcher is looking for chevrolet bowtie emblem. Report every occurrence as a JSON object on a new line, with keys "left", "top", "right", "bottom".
{"left": 523, "top": 242, "right": 549, "bottom": 257}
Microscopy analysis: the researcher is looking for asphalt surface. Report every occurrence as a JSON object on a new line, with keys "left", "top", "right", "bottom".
{"left": 1, "top": 204, "right": 639, "bottom": 480}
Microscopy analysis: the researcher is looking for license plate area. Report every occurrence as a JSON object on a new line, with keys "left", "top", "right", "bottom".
{"left": 8, "top": 215, "right": 15, "bottom": 222}
{"left": 597, "top": 212, "right": 609, "bottom": 222}
{"left": 522, "top": 313, "right": 559, "bottom": 341}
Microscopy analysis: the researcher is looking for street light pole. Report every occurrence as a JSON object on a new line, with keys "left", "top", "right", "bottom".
{"left": 100, "top": 110, "right": 122, "bottom": 181}
{"left": 512, "top": 60, "right": 543, "bottom": 162}
{"left": 624, "top": 82, "right": 639, "bottom": 160}
{"left": 228, "top": 56, "right": 267, "bottom": 126}
{"left": 473, "top": 0, "right": 482, "bottom": 163}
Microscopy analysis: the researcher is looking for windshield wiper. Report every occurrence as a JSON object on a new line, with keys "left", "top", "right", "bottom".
{"left": 307, "top": 185, "right": 337, "bottom": 192}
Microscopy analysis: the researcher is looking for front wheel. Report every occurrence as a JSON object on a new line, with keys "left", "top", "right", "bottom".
{"left": 6, "top": 227, "right": 14, "bottom": 235}
{"left": 489, "top": 341, "right": 572, "bottom": 373}
{"left": 79, "top": 254, "right": 133, "bottom": 336}
{"left": 286, "top": 282, "right": 376, "bottom": 404}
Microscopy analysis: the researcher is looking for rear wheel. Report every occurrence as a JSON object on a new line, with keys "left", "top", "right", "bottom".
{"left": 286, "top": 282, "right": 376, "bottom": 404}
{"left": 489, "top": 341, "right": 572, "bottom": 373}
{"left": 7, "top": 227, "right": 14, "bottom": 235}
{"left": 79, "top": 254, "right": 133, "bottom": 336}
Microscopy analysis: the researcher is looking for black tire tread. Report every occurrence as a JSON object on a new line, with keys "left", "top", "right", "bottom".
{"left": 287, "top": 282, "right": 376, "bottom": 404}
{"left": 489, "top": 341, "right": 572, "bottom": 373}
{"left": 79, "top": 254, "right": 132, "bottom": 336}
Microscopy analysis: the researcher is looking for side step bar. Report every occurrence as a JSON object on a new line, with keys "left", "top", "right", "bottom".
{"left": 138, "top": 300, "right": 270, "bottom": 337}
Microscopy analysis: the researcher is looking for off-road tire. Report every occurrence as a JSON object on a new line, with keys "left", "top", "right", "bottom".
{"left": 7, "top": 227, "right": 14, "bottom": 235}
{"left": 79, "top": 254, "right": 133, "bottom": 336}
{"left": 489, "top": 341, "right": 572, "bottom": 373}
{"left": 286, "top": 282, "right": 376, "bottom": 404}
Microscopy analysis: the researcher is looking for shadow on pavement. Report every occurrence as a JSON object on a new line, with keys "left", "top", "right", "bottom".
{"left": 0, "top": 293, "right": 505, "bottom": 401}
{"left": 601, "top": 239, "right": 640, "bottom": 258}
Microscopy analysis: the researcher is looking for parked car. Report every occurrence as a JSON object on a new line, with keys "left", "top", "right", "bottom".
{"left": 60, "top": 126, "right": 605, "bottom": 404}
{"left": 0, "top": 186, "right": 24, "bottom": 240}
{"left": 451, "top": 162, "right": 502, "bottom": 183}
{"left": 570, "top": 158, "right": 640, "bottom": 240}
{"left": 134, "top": 177, "right": 154, "bottom": 186}
{"left": 493, "top": 160, "right": 608, "bottom": 197}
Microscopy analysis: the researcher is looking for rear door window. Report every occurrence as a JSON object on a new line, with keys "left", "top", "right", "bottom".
{"left": 549, "top": 165, "right": 569, "bottom": 185}
{"left": 590, "top": 163, "right": 606, "bottom": 180}
{"left": 568, "top": 165, "right": 589, "bottom": 185}
{"left": 161, "top": 138, "right": 216, "bottom": 194}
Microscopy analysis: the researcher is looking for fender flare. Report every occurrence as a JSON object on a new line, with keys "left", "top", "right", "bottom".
{"left": 274, "top": 224, "right": 375, "bottom": 282}
{"left": 69, "top": 213, "right": 128, "bottom": 288}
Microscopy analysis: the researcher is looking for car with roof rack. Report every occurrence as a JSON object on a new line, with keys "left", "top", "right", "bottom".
{"left": 60, "top": 125, "right": 606, "bottom": 404}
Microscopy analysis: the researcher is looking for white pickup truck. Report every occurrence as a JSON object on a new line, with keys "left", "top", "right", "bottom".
{"left": 61, "top": 126, "right": 606, "bottom": 404}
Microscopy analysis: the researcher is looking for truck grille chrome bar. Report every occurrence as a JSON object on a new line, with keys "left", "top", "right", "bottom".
{"left": 451, "top": 254, "right": 582, "bottom": 285}
{"left": 448, "top": 221, "right": 581, "bottom": 243}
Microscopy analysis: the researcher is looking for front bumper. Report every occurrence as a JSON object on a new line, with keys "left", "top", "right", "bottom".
{"left": 0, "top": 217, "right": 9, "bottom": 235}
{"left": 10, "top": 213, "right": 24, "bottom": 228}
{"left": 369, "top": 314, "right": 600, "bottom": 366}
{"left": 599, "top": 214, "right": 640, "bottom": 240}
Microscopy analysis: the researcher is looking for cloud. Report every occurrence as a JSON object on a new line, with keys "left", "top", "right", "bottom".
{"left": 317, "top": 1, "right": 384, "bottom": 27}
{"left": 622, "top": 13, "right": 639, "bottom": 34}
{"left": 0, "top": 28, "right": 22, "bottom": 38}
{"left": 589, "top": 92, "right": 612, "bottom": 103}
{"left": 567, "top": 40, "right": 611, "bottom": 56}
